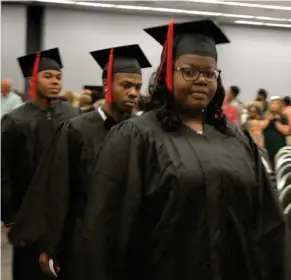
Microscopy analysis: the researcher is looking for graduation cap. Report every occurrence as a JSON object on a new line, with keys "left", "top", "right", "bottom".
{"left": 17, "top": 48, "right": 62, "bottom": 100}
{"left": 83, "top": 85, "right": 104, "bottom": 103}
{"left": 143, "top": 19, "right": 230, "bottom": 92}
{"left": 90, "top": 44, "right": 151, "bottom": 103}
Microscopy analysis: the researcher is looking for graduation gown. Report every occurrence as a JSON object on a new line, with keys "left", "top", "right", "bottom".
{"left": 1, "top": 100, "right": 80, "bottom": 280}
{"left": 9, "top": 108, "right": 118, "bottom": 279}
{"left": 82, "top": 111, "right": 285, "bottom": 280}
{"left": 1, "top": 101, "right": 80, "bottom": 225}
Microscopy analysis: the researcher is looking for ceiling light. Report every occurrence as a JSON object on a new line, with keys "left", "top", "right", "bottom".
{"left": 188, "top": 0, "right": 291, "bottom": 11}
{"left": 115, "top": 5, "right": 151, "bottom": 11}
{"left": 186, "top": 10, "right": 221, "bottom": 16}
{"left": 222, "top": 13, "right": 254, "bottom": 19}
{"left": 265, "top": 23, "right": 291, "bottom": 28}
{"left": 235, "top": 20, "right": 265, "bottom": 26}
{"left": 76, "top": 2, "right": 115, "bottom": 8}
{"left": 36, "top": 0, "right": 75, "bottom": 3}
{"left": 235, "top": 20, "right": 291, "bottom": 28}
{"left": 256, "top": 16, "right": 288, "bottom": 22}
{"left": 150, "top": 7, "right": 188, "bottom": 14}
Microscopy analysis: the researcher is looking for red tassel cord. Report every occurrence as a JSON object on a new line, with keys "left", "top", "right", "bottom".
{"left": 165, "top": 19, "right": 174, "bottom": 92}
{"left": 106, "top": 48, "right": 114, "bottom": 104}
{"left": 28, "top": 52, "right": 40, "bottom": 100}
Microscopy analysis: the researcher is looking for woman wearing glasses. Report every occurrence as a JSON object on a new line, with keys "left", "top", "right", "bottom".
{"left": 81, "top": 20, "right": 285, "bottom": 280}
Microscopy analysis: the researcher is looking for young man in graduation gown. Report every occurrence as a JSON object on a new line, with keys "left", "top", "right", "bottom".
{"left": 8, "top": 44, "right": 152, "bottom": 280}
{"left": 1, "top": 48, "right": 80, "bottom": 280}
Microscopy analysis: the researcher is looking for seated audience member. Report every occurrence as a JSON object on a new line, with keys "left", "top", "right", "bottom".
{"left": 283, "top": 96, "right": 291, "bottom": 145}
{"left": 222, "top": 95, "right": 239, "bottom": 124}
{"left": 1, "top": 78, "right": 23, "bottom": 118}
{"left": 256, "top": 88, "right": 268, "bottom": 116}
{"left": 79, "top": 94, "right": 95, "bottom": 113}
{"left": 243, "top": 102, "right": 264, "bottom": 148}
{"left": 82, "top": 85, "right": 104, "bottom": 105}
{"left": 261, "top": 96, "right": 289, "bottom": 167}
{"left": 59, "top": 90, "right": 80, "bottom": 107}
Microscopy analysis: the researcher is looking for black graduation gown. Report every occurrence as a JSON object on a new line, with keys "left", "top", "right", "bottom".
{"left": 1, "top": 100, "right": 80, "bottom": 280}
{"left": 82, "top": 111, "right": 285, "bottom": 280}
{"left": 8, "top": 109, "right": 115, "bottom": 279}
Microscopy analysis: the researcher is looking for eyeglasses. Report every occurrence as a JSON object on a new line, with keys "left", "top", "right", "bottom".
{"left": 175, "top": 67, "right": 221, "bottom": 83}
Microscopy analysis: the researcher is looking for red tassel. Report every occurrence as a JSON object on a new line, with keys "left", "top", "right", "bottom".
{"left": 28, "top": 52, "right": 40, "bottom": 100}
{"left": 165, "top": 19, "right": 175, "bottom": 91}
{"left": 106, "top": 48, "right": 114, "bottom": 104}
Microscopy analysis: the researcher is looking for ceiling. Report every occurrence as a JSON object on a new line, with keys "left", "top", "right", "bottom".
{"left": 4, "top": 0, "right": 291, "bottom": 28}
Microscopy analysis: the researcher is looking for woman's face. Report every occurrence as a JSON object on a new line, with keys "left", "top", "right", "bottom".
{"left": 173, "top": 54, "right": 217, "bottom": 112}
{"left": 269, "top": 99, "right": 282, "bottom": 112}
{"left": 248, "top": 105, "right": 260, "bottom": 119}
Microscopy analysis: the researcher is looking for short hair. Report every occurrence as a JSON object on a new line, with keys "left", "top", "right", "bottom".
{"left": 258, "top": 88, "right": 268, "bottom": 99}
{"left": 283, "top": 96, "right": 291, "bottom": 106}
{"left": 230, "top": 86, "right": 240, "bottom": 97}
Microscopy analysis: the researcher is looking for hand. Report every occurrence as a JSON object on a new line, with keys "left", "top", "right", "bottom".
{"left": 39, "top": 252, "right": 60, "bottom": 278}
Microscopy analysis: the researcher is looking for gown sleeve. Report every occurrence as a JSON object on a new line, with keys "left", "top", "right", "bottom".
{"left": 1, "top": 114, "right": 17, "bottom": 225}
{"left": 81, "top": 121, "right": 146, "bottom": 280}
{"left": 8, "top": 121, "right": 82, "bottom": 257}
{"left": 244, "top": 130, "right": 286, "bottom": 280}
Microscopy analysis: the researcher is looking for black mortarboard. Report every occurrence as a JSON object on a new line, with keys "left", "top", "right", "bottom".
{"left": 144, "top": 19, "right": 229, "bottom": 60}
{"left": 83, "top": 85, "right": 103, "bottom": 92}
{"left": 143, "top": 19, "right": 230, "bottom": 91}
{"left": 90, "top": 44, "right": 151, "bottom": 103}
{"left": 83, "top": 85, "right": 104, "bottom": 103}
{"left": 90, "top": 44, "right": 151, "bottom": 77}
{"left": 17, "top": 48, "right": 62, "bottom": 78}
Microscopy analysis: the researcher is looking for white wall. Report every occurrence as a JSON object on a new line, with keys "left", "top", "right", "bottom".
{"left": 1, "top": 4, "right": 27, "bottom": 91}
{"left": 44, "top": 7, "right": 291, "bottom": 102}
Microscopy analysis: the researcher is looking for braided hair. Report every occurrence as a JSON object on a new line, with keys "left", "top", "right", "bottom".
{"left": 150, "top": 63, "right": 229, "bottom": 133}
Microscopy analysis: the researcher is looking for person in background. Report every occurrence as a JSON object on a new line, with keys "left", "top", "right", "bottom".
{"left": 222, "top": 94, "right": 239, "bottom": 124}
{"left": 282, "top": 96, "right": 291, "bottom": 145}
{"left": 1, "top": 78, "right": 23, "bottom": 118}
{"left": 59, "top": 90, "right": 80, "bottom": 107}
{"left": 8, "top": 44, "right": 152, "bottom": 280}
{"left": 13, "top": 89, "right": 27, "bottom": 102}
{"left": 244, "top": 102, "right": 264, "bottom": 148}
{"left": 79, "top": 94, "right": 95, "bottom": 113}
{"left": 256, "top": 88, "right": 268, "bottom": 116}
{"left": 1, "top": 48, "right": 80, "bottom": 280}
{"left": 81, "top": 19, "right": 285, "bottom": 280}
{"left": 82, "top": 85, "right": 104, "bottom": 106}
{"left": 226, "top": 85, "right": 244, "bottom": 121}
{"left": 261, "top": 96, "right": 289, "bottom": 167}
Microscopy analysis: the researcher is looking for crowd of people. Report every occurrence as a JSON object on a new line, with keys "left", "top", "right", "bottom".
{"left": 1, "top": 19, "right": 290, "bottom": 280}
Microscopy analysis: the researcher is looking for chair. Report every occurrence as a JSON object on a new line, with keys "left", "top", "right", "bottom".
{"left": 278, "top": 173, "right": 291, "bottom": 191}
{"left": 276, "top": 156, "right": 291, "bottom": 172}
{"left": 284, "top": 204, "right": 291, "bottom": 280}
{"left": 275, "top": 147, "right": 291, "bottom": 164}
{"left": 277, "top": 164, "right": 291, "bottom": 181}
{"left": 279, "top": 185, "right": 291, "bottom": 210}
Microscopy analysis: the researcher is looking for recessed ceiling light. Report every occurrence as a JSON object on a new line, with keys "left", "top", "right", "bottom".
{"left": 76, "top": 2, "right": 115, "bottom": 8}
{"left": 235, "top": 20, "right": 265, "bottom": 26}
{"left": 235, "top": 20, "right": 291, "bottom": 28}
{"left": 188, "top": 0, "right": 291, "bottom": 11}
{"left": 36, "top": 0, "right": 75, "bottom": 4}
{"left": 222, "top": 13, "right": 254, "bottom": 19}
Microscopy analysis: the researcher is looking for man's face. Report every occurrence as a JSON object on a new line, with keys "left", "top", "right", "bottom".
{"left": 34, "top": 70, "right": 62, "bottom": 99}
{"left": 1, "top": 79, "right": 12, "bottom": 95}
{"left": 110, "top": 73, "right": 142, "bottom": 113}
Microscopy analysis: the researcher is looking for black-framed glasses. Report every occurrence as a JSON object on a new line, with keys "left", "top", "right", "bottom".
{"left": 175, "top": 67, "right": 221, "bottom": 83}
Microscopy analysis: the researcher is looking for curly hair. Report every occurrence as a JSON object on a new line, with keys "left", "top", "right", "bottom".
{"left": 149, "top": 65, "right": 229, "bottom": 133}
